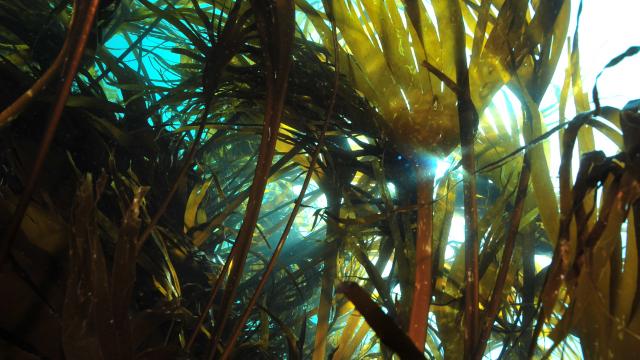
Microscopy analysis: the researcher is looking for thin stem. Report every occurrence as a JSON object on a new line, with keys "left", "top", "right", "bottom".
{"left": 208, "top": 3, "right": 295, "bottom": 358}
{"left": 136, "top": 0, "right": 249, "bottom": 253}
{"left": 185, "top": 145, "right": 303, "bottom": 352}
{"left": 0, "top": 35, "right": 71, "bottom": 127}
{"left": 310, "top": 6, "right": 340, "bottom": 359}
{"left": 185, "top": 245, "right": 230, "bottom": 352}
{"left": 135, "top": 102, "right": 209, "bottom": 253}
{"left": 220, "top": 43, "right": 338, "bottom": 356}
{"left": 461, "top": 105, "right": 480, "bottom": 360}
{"left": 448, "top": 0, "right": 480, "bottom": 356}
{"left": 1, "top": 0, "right": 101, "bottom": 264}
{"left": 475, "top": 153, "right": 530, "bottom": 359}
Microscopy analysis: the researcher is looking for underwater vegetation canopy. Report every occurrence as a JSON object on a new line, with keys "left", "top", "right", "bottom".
{"left": 0, "top": 0, "right": 639, "bottom": 358}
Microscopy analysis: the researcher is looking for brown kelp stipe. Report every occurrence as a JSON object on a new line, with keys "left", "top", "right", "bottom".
{"left": 407, "top": 161, "right": 435, "bottom": 351}
{"left": 1, "top": 0, "right": 101, "bottom": 265}
{"left": 208, "top": 2, "right": 296, "bottom": 358}
{"left": 220, "top": 6, "right": 341, "bottom": 358}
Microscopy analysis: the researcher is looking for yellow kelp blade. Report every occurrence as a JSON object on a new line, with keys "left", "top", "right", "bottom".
{"left": 184, "top": 178, "right": 213, "bottom": 232}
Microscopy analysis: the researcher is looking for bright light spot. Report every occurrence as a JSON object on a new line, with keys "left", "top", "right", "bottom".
{"left": 572, "top": 0, "right": 640, "bottom": 109}
{"left": 347, "top": 137, "right": 363, "bottom": 151}
{"left": 382, "top": 259, "right": 393, "bottom": 278}
{"left": 370, "top": 256, "right": 393, "bottom": 278}
{"left": 444, "top": 214, "right": 465, "bottom": 260}
{"left": 316, "top": 194, "right": 327, "bottom": 209}
{"left": 291, "top": 182, "right": 327, "bottom": 237}
{"left": 399, "top": 87, "right": 412, "bottom": 112}
{"left": 444, "top": 244, "right": 456, "bottom": 260}
{"left": 435, "top": 158, "right": 452, "bottom": 180}
{"left": 449, "top": 214, "right": 465, "bottom": 243}
{"left": 483, "top": 345, "right": 503, "bottom": 359}
{"left": 386, "top": 182, "right": 397, "bottom": 197}
{"left": 535, "top": 254, "right": 552, "bottom": 273}
{"left": 391, "top": 283, "right": 402, "bottom": 298}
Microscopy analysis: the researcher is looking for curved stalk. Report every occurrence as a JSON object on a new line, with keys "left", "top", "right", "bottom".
{"left": 220, "top": 62, "right": 336, "bottom": 357}
{"left": 220, "top": 13, "right": 341, "bottom": 353}
{"left": 0, "top": 38, "right": 71, "bottom": 128}
{"left": 208, "top": 2, "right": 295, "bottom": 358}
{"left": 136, "top": 0, "right": 248, "bottom": 253}
{"left": 1, "top": 0, "right": 101, "bottom": 264}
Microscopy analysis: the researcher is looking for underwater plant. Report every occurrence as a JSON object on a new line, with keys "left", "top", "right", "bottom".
{"left": 0, "top": 0, "right": 638, "bottom": 359}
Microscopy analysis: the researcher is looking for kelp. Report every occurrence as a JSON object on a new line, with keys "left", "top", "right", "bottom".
{"left": 0, "top": 0, "right": 639, "bottom": 359}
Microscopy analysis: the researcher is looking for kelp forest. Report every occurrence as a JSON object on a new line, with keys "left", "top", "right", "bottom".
{"left": 1, "top": 0, "right": 639, "bottom": 359}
